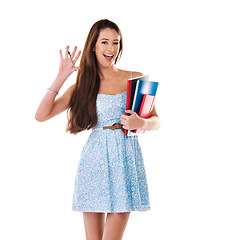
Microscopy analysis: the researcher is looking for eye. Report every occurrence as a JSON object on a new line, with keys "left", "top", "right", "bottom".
{"left": 113, "top": 42, "right": 119, "bottom": 45}
{"left": 101, "top": 41, "right": 108, "bottom": 44}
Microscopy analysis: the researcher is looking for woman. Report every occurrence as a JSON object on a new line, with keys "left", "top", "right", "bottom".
{"left": 35, "top": 19, "right": 160, "bottom": 240}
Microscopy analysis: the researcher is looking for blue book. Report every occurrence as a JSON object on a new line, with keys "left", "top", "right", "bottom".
{"left": 131, "top": 80, "right": 159, "bottom": 113}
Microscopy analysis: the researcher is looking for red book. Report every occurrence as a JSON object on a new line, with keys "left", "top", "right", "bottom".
{"left": 124, "top": 79, "right": 133, "bottom": 136}
{"left": 133, "top": 94, "right": 156, "bottom": 134}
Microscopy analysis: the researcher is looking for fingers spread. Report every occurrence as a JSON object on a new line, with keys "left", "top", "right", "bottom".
{"left": 65, "top": 45, "right": 69, "bottom": 59}
{"left": 59, "top": 49, "right": 63, "bottom": 59}
{"left": 71, "top": 46, "right": 77, "bottom": 58}
{"left": 74, "top": 50, "right": 81, "bottom": 62}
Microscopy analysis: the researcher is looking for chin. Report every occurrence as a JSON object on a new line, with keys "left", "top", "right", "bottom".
{"left": 96, "top": 52, "right": 117, "bottom": 68}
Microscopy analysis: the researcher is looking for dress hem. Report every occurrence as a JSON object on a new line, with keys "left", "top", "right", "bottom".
{"left": 72, "top": 205, "right": 150, "bottom": 213}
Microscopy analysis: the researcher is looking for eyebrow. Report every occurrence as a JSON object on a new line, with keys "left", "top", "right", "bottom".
{"left": 100, "top": 38, "right": 120, "bottom": 41}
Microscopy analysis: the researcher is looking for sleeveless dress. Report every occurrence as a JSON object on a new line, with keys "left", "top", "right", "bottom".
{"left": 72, "top": 90, "right": 151, "bottom": 213}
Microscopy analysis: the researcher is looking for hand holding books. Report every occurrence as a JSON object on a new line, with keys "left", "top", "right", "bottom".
{"left": 124, "top": 74, "right": 159, "bottom": 136}
{"left": 120, "top": 109, "right": 146, "bottom": 131}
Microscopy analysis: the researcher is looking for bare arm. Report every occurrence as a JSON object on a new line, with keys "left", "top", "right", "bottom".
{"left": 35, "top": 80, "right": 75, "bottom": 122}
{"left": 141, "top": 105, "right": 160, "bottom": 131}
{"left": 35, "top": 46, "right": 81, "bottom": 122}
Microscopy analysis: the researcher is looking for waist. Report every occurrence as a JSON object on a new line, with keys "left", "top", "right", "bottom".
{"left": 92, "top": 122, "right": 124, "bottom": 133}
{"left": 93, "top": 119, "right": 121, "bottom": 129}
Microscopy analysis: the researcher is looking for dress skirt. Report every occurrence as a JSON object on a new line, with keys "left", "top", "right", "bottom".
{"left": 72, "top": 91, "right": 151, "bottom": 213}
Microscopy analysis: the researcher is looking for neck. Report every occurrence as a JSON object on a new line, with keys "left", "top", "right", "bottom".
{"left": 99, "top": 65, "right": 119, "bottom": 80}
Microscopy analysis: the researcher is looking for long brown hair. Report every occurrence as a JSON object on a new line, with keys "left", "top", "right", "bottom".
{"left": 66, "top": 19, "right": 123, "bottom": 135}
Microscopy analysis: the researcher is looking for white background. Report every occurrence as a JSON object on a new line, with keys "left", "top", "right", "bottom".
{"left": 0, "top": 0, "right": 239, "bottom": 239}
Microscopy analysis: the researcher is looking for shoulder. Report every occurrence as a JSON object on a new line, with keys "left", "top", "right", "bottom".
{"left": 118, "top": 69, "right": 143, "bottom": 78}
{"left": 66, "top": 83, "right": 76, "bottom": 95}
{"left": 132, "top": 71, "right": 143, "bottom": 78}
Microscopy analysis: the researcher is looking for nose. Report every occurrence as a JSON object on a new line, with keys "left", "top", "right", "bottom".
{"left": 108, "top": 44, "right": 114, "bottom": 52}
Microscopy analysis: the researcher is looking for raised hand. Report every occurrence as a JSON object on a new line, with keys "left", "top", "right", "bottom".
{"left": 57, "top": 45, "right": 81, "bottom": 79}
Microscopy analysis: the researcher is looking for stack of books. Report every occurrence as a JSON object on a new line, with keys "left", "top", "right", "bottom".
{"left": 124, "top": 74, "right": 159, "bottom": 136}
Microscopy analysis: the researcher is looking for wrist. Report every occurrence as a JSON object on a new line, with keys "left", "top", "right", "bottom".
{"left": 50, "top": 75, "right": 66, "bottom": 93}
{"left": 56, "top": 70, "right": 73, "bottom": 80}
{"left": 55, "top": 74, "right": 68, "bottom": 83}
{"left": 140, "top": 118, "right": 148, "bottom": 130}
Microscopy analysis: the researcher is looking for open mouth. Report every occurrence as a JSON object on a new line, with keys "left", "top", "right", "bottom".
{"left": 103, "top": 54, "right": 114, "bottom": 61}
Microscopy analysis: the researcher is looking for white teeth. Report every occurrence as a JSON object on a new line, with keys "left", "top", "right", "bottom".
{"left": 104, "top": 54, "right": 114, "bottom": 57}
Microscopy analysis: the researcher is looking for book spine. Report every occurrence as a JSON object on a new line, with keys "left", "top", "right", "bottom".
{"left": 124, "top": 80, "right": 132, "bottom": 136}
{"left": 128, "top": 80, "right": 140, "bottom": 135}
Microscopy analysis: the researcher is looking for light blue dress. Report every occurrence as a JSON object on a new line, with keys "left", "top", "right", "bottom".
{"left": 72, "top": 90, "right": 151, "bottom": 213}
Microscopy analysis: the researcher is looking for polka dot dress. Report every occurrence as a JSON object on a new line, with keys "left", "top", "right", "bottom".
{"left": 72, "top": 90, "right": 150, "bottom": 213}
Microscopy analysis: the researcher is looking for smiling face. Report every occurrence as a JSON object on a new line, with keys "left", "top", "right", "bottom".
{"left": 94, "top": 28, "right": 121, "bottom": 69}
